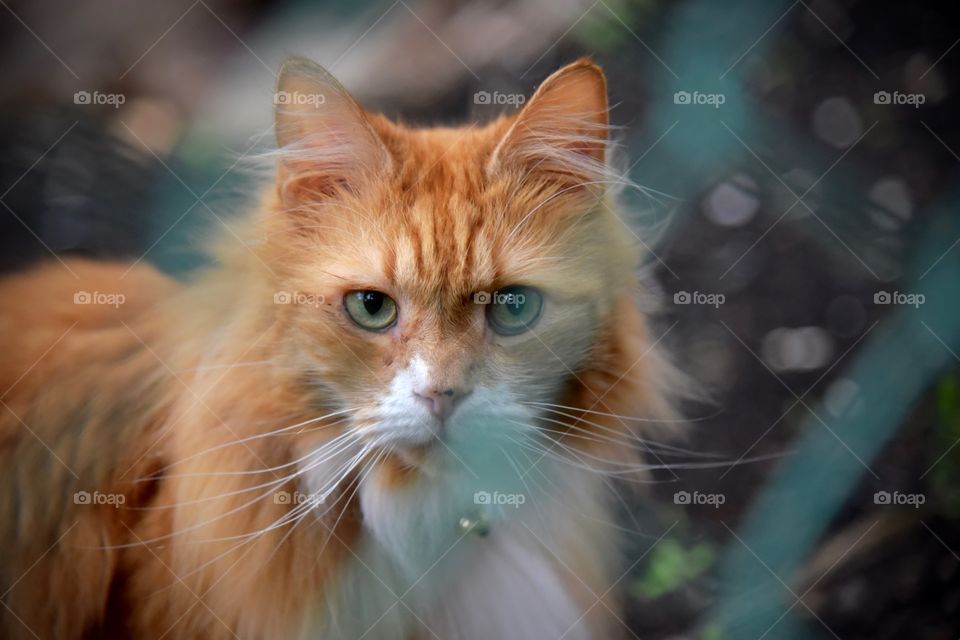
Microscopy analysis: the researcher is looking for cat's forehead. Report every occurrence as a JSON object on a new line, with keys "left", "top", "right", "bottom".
{"left": 369, "top": 122, "right": 515, "bottom": 295}
{"left": 333, "top": 120, "right": 572, "bottom": 303}
{"left": 380, "top": 197, "right": 499, "bottom": 297}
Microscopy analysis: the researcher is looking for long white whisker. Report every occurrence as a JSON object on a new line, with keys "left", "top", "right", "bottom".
{"left": 526, "top": 405, "right": 725, "bottom": 457}
{"left": 154, "top": 440, "right": 379, "bottom": 582}
{"left": 518, "top": 424, "right": 786, "bottom": 474}
{"left": 98, "top": 433, "right": 369, "bottom": 548}
{"left": 532, "top": 415, "right": 722, "bottom": 459}
{"left": 250, "top": 435, "right": 388, "bottom": 539}
{"left": 152, "top": 421, "right": 356, "bottom": 482}
{"left": 133, "top": 431, "right": 362, "bottom": 512}
{"left": 523, "top": 400, "right": 718, "bottom": 423}
{"left": 141, "top": 407, "right": 361, "bottom": 479}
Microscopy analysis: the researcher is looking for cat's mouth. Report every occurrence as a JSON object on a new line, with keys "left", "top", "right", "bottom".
{"left": 363, "top": 413, "right": 445, "bottom": 449}
{"left": 363, "top": 414, "right": 462, "bottom": 469}
{"left": 392, "top": 442, "right": 435, "bottom": 467}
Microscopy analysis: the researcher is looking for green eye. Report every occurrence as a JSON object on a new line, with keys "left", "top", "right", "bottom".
{"left": 486, "top": 286, "right": 543, "bottom": 335}
{"left": 344, "top": 291, "right": 397, "bottom": 331}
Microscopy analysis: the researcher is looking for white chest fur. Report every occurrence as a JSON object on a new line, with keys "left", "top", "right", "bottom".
{"left": 300, "top": 460, "right": 611, "bottom": 640}
{"left": 417, "top": 518, "right": 593, "bottom": 640}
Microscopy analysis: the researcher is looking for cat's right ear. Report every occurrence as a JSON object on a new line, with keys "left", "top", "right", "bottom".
{"left": 274, "top": 57, "right": 390, "bottom": 200}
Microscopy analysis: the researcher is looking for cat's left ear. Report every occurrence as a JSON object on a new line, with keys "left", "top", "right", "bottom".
{"left": 274, "top": 57, "right": 391, "bottom": 199}
{"left": 489, "top": 58, "right": 609, "bottom": 185}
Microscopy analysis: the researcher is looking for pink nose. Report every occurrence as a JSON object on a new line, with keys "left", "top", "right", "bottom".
{"left": 414, "top": 387, "right": 470, "bottom": 421}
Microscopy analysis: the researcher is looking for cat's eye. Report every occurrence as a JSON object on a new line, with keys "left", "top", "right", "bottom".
{"left": 344, "top": 291, "right": 398, "bottom": 331}
{"left": 486, "top": 286, "right": 544, "bottom": 336}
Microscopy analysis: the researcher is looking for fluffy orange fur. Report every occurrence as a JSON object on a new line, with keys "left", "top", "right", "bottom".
{"left": 0, "top": 58, "right": 676, "bottom": 639}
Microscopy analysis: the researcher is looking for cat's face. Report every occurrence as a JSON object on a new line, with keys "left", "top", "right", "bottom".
{"left": 264, "top": 58, "right": 637, "bottom": 464}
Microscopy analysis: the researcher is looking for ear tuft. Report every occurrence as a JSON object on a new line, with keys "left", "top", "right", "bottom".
{"left": 489, "top": 59, "right": 610, "bottom": 186}
{"left": 274, "top": 56, "right": 390, "bottom": 200}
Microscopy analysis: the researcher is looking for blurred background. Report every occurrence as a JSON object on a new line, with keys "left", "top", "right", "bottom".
{"left": 2, "top": 0, "right": 959, "bottom": 638}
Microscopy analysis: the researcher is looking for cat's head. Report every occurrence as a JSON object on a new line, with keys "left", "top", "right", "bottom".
{"left": 260, "top": 57, "right": 663, "bottom": 476}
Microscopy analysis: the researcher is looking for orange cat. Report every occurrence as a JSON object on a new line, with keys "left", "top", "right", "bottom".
{"left": 0, "top": 58, "right": 678, "bottom": 639}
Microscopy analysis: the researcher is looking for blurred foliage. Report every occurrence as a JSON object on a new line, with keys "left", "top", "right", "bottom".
{"left": 931, "top": 372, "right": 960, "bottom": 520}
{"left": 575, "top": 0, "right": 659, "bottom": 52}
{"left": 633, "top": 538, "right": 716, "bottom": 599}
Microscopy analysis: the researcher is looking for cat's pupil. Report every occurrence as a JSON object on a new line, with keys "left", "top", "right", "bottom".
{"left": 362, "top": 291, "right": 384, "bottom": 315}
{"left": 507, "top": 300, "right": 525, "bottom": 316}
